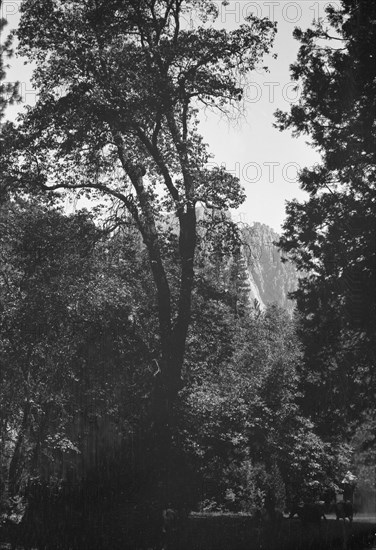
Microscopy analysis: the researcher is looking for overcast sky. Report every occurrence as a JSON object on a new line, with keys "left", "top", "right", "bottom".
{"left": 199, "top": 0, "right": 325, "bottom": 231}
{"left": 2, "top": 0, "right": 331, "bottom": 232}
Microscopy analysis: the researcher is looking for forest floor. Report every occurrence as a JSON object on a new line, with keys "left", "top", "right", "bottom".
{"left": 0, "top": 512, "right": 375, "bottom": 550}
{"left": 183, "top": 512, "right": 376, "bottom": 550}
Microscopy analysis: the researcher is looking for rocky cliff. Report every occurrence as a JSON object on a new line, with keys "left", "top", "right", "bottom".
{"left": 167, "top": 208, "right": 298, "bottom": 315}
{"left": 241, "top": 222, "right": 299, "bottom": 315}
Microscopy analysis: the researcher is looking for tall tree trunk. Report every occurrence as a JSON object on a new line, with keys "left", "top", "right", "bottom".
{"left": 114, "top": 129, "right": 197, "bottom": 516}
{"left": 8, "top": 402, "right": 30, "bottom": 497}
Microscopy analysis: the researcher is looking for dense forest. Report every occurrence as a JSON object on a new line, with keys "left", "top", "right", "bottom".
{"left": 0, "top": 1, "right": 375, "bottom": 549}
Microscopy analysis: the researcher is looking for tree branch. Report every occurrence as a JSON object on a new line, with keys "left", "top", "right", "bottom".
{"left": 112, "top": 130, "right": 174, "bottom": 357}
{"left": 135, "top": 125, "right": 181, "bottom": 206}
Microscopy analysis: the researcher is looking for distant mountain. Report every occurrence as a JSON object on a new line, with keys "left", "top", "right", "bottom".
{"left": 167, "top": 208, "right": 299, "bottom": 315}
{"left": 241, "top": 222, "right": 299, "bottom": 315}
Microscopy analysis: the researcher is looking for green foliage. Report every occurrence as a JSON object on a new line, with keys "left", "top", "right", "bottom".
{"left": 0, "top": 202, "right": 156, "bottom": 506}
{"left": 180, "top": 272, "right": 328, "bottom": 510}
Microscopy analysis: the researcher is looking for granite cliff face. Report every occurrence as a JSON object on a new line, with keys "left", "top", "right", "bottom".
{"left": 241, "top": 222, "right": 299, "bottom": 315}
{"left": 167, "top": 208, "right": 298, "bottom": 315}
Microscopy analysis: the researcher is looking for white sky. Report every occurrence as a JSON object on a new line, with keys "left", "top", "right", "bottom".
{"left": 1, "top": 0, "right": 332, "bottom": 232}
{"left": 199, "top": 0, "right": 326, "bottom": 231}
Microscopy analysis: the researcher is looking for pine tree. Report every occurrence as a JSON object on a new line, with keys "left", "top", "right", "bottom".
{"left": 276, "top": 0, "right": 376, "bottom": 435}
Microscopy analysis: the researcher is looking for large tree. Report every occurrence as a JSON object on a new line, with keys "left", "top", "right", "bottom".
{"left": 4, "top": 0, "right": 275, "bottom": 501}
{"left": 276, "top": 0, "right": 376, "bottom": 435}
